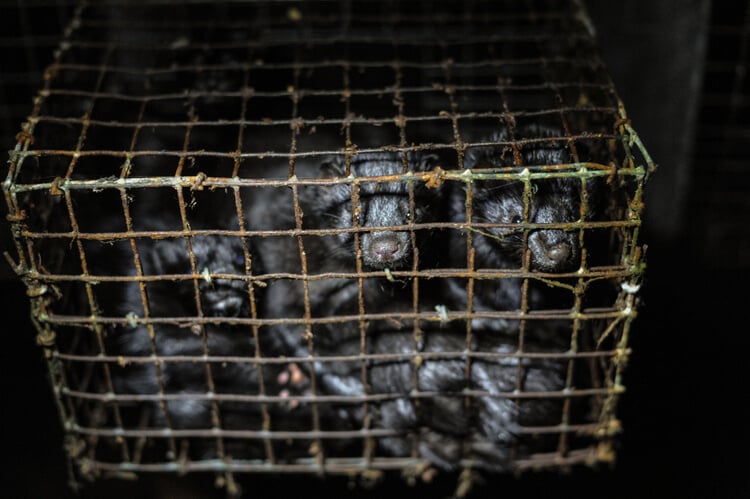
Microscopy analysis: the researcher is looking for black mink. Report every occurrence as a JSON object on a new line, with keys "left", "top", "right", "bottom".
{"left": 95, "top": 193, "right": 308, "bottom": 461}
{"left": 246, "top": 150, "right": 447, "bottom": 452}
{"left": 390, "top": 122, "right": 608, "bottom": 468}
{"left": 367, "top": 323, "right": 566, "bottom": 471}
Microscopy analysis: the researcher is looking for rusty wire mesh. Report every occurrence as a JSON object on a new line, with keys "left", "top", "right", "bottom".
{"left": 2, "top": 0, "right": 653, "bottom": 494}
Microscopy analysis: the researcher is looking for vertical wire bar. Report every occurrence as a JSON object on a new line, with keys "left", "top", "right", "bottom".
{"left": 231, "top": 51, "right": 276, "bottom": 466}
{"left": 384, "top": 2, "right": 420, "bottom": 460}
{"left": 287, "top": 63, "right": 326, "bottom": 471}
{"left": 120, "top": 91, "right": 154, "bottom": 466}
{"left": 66, "top": 36, "right": 141, "bottom": 468}
{"left": 118, "top": 162, "right": 180, "bottom": 463}
{"left": 337, "top": 21, "right": 375, "bottom": 463}
{"left": 437, "top": 40, "right": 477, "bottom": 465}
{"left": 172, "top": 112, "right": 231, "bottom": 472}
{"left": 390, "top": 31, "right": 428, "bottom": 463}
{"left": 486, "top": 18, "right": 534, "bottom": 462}
{"left": 349, "top": 177, "right": 369, "bottom": 460}
{"left": 58, "top": 40, "right": 135, "bottom": 464}
{"left": 526, "top": 0, "right": 586, "bottom": 461}
{"left": 517, "top": 176, "right": 534, "bottom": 458}
{"left": 117, "top": 55, "right": 179, "bottom": 465}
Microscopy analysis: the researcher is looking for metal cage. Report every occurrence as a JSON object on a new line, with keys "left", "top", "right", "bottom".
{"left": 2, "top": 0, "right": 654, "bottom": 495}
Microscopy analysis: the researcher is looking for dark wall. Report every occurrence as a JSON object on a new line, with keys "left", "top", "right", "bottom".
{"left": 584, "top": 0, "right": 711, "bottom": 242}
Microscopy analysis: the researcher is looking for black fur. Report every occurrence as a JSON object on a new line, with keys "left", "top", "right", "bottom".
{"left": 312, "top": 153, "right": 440, "bottom": 269}
{"left": 248, "top": 150, "right": 445, "bottom": 357}
{"left": 461, "top": 121, "right": 605, "bottom": 273}
{"left": 92, "top": 125, "right": 604, "bottom": 469}
{"left": 246, "top": 150, "right": 447, "bottom": 453}
{"left": 367, "top": 321, "right": 567, "bottom": 471}
{"left": 365, "top": 122, "right": 607, "bottom": 470}
{"left": 448, "top": 122, "right": 608, "bottom": 329}
{"left": 92, "top": 189, "right": 310, "bottom": 461}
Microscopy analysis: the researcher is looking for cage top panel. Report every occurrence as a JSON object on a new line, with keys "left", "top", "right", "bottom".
{"left": 5, "top": 0, "right": 634, "bottom": 186}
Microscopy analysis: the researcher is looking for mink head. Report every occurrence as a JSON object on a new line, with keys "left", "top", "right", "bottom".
{"left": 311, "top": 151, "right": 440, "bottom": 269}
{"left": 149, "top": 235, "right": 250, "bottom": 317}
{"left": 471, "top": 178, "right": 582, "bottom": 272}
{"left": 465, "top": 123, "right": 594, "bottom": 272}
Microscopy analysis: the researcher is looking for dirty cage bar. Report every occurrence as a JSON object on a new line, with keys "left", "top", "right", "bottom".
{"left": 2, "top": 0, "right": 653, "bottom": 493}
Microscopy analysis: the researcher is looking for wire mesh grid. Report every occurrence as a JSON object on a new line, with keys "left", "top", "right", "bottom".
{"left": 2, "top": 0, "right": 653, "bottom": 493}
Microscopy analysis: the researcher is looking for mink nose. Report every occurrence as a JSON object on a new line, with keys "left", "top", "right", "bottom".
{"left": 213, "top": 294, "right": 244, "bottom": 317}
{"left": 362, "top": 232, "right": 409, "bottom": 268}
{"left": 528, "top": 230, "right": 578, "bottom": 272}
{"left": 202, "top": 276, "right": 247, "bottom": 317}
{"left": 204, "top": 287, "right": 245, "bottom": 317}
{"left": 372, "top": 235, "right": 400, "bottom": 260}
{"left": 545, "top": 243, "right": 570, "bottom": 266}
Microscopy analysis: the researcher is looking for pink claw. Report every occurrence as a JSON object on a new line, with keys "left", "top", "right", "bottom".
{"left": 289, "top": 363, "right": 305, "bottom": 385}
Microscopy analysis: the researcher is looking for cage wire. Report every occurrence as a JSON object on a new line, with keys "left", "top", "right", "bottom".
{"left": 0, "top": 0, "right": 77, "bottom": 279}
{"left": 2, "top": 0, "right": 654, "bottom": 495}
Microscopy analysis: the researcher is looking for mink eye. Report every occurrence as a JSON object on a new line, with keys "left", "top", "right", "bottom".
{"left": 407, "top": 206, "right": 422, "bottom": 221}
{"left": 511, "top": 215, "right": 523, "bottom": 224}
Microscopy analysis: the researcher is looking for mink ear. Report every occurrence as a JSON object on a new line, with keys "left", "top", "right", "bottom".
{"left": 319, "top": 156, "right": 346, "bottom": 177}
{"left": 149, "top": 239, "right": 188, "bottom": 275}
{"left": 466, "top": 144, "right": 506, "bottom": 169}
{"left": 464, "top": 145, "right": 485, "bottom": 169}
{"left": 418, "top": 153, "right": 440, "bottom": 171}
{"left": 465, "top": 128, "right": 514, "bottom": 169}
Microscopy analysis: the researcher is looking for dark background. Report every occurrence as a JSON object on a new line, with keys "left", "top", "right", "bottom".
{"left": 2, "top": 1, "right": 748, "bottom": 497}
